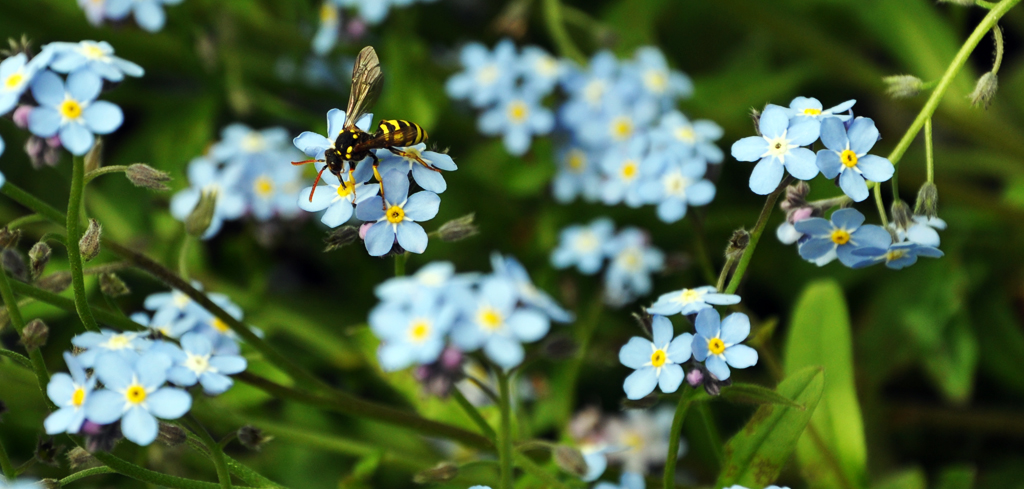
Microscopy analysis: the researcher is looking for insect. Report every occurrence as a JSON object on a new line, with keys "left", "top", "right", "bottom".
{"left": 292, "top": 46, "right": 438, "bottom": 209}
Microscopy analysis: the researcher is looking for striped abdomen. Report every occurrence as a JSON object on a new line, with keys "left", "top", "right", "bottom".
{"left": 374, "top": 119, "right": 428, "bottom": 148}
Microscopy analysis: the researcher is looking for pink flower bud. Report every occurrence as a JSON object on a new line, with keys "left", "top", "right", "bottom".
{"left": 359, "top": 222, "right": 373, "bottom": 239}
{"left": 789, "top": 206, "right": 813, "bottom": 224}
{"left": 46, "top": 136, "right": 62, "bottom": 148}
{"left": 13, "top": 105, "right": 33, "bottom": 128}
{"left": 686, "top": 368, "right": 703, "bottom": 387}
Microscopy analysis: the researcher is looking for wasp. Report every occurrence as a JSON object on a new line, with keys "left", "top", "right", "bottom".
{"left": 293, "top": 46, "right": 438, "bottom": 209}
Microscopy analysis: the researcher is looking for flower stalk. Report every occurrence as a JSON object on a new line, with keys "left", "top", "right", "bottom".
{"left": 66, "top": 156, "right": 100, "bottom": 332}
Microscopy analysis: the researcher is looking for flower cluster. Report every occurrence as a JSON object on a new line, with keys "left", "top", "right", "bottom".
{"left": 1, "top": 41, "right": 137, "bottom": 167}
{"left": 368, "top": 255, "right": 572, "bottom": 371}
{"left": 619, "top": 310, "right": 756, "bottom": 400}
{"left": 293, "top": 108, "right": 456, "bottom": 256}
{"left": 569, "top": 406, "right": 679, "bottom": 482}
{"left": 171, "top": 124, "right": 307, "bottom": 239}
{"left": 78, "top": 0, "right": 184, "bottom": 32}
{"left": 313, "top": 0, "right": 438, "bottom": 55}
{"left": 550, "top": 218, "right": 665, "bottom": 306}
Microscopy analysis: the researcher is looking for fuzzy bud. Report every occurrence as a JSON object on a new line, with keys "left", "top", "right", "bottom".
{"left": 937, "top": 0, "right": 975, "bottom": 5}
{"left": 39, "top": 480, "right": 60, "bottom": 489}
{"left": 238, "top": 425, "right": 273, "bottom": 451}
{"left": 438, "top": 213, "right": 479, "bottom": 242}
{"left": 35, "top": 437, "right": 62, "bottom": 467}
{"left": 750, "top": 108, "right": 762, "bottom": 136}
{"left": 158, "top": 423, "right": 188, "bottom": 447}
{"left": 553, "top": 445, "right": 588, "bottom": 476}
{"left": 914, "top": 182, "right": 939, "bottom": 218}
{"left": 702, "top": 368, "right": 732, "bottom": 396}
{"left": 99, "top": 272, "right": 130, "bottom": 297}
{"left": 969, "top": 72, "right": 998, "bottom": 109}
{"left": 84, "top": 138, "right": 103, "bottom": 173}
{"left": 79, "top": 219, "right": 102, "bottom": 261}
{"left": 882, "top": 75, "right": 924, "bottom": 99}
{"left": 686, "top": 368, "right": 704, "bottom": 387}
{"left": 726, "top": 229, "right": 750, "bottom": 261}
{"left": 37, "top": 271, "right": 72, "bottom": 293}
{"left": 21, "top": 318, "right": 49, "bottom": 351}
{"left": 323, "top": 225, "right": 360, "bottom": 252}
{"left": 780, "top": 181, "right": 811, "bottom": 212}
{"left": 126, "top": 163, "right": 172, "bottom": 191}
{"left": 2, "top": 249, "right": 27, "bottom": 281}
{"left": 28, "top": 241, "right": 51, "bottom": 280}
{"left": 631, "top": 310, "right": 653, "bottom": 337}
{"left": 890, "top": 199, "right": 913, "bottom": 232}
{"left": 186, "top": 189, "right": 218, "bottom": 237}
{"left": 66, "top": 447, "right": 99, "bottom": 470}
{"left": 0, "top": 227, "right": 21, "bottom": 249}
{"left": 413, "top": 462, "right": 459, "bottom": 484}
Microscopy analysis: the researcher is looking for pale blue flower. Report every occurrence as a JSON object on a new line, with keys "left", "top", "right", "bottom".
{"left": 450, "top": 275, "right": 550, "bottom": 369}
{"left": 559, "top": 51, "right": 624, "bottom": 132}
{"left": 795, "top": 208, "right": 892, "bottom": 267}
{"left": 166, "top": 332, "right": 247, "bottom": 395}
{"left": 27, "top": 70, "right": 124, "bottom": 155}
{"left": 579, "top": 99, "right": 656, "bottom": 149}
{"left": 1, "top": 53, "right": 51, "bottom": 115}
{"left": 446, "top": 40, "right": 518, "bottom": 108}
{"left": 46, "top": 40, "right": 144, "bottom": 82}
{"left": 71, "top": 329, "right": 151, "bottom": 368}
{"left": 293, "top": 108, "right": 374, "bottom": 163}
{"left": 552, "top": 144, "right": 602, "bottom": 203}
{"left": 211, "top": 124, "right": 291, "bottom": 163}
{"left": 595, "top": 472, "right": 645, "bottom": 489}
{"left": 312, "top": 2, "right": 341, "bottom": 55}
{"left": 906, "top": 215, "right": 946, "bottom": 247}
{"left": 373, "top": 261, "right": 473, "bottom": 307}
{"left": 343, "top": 0, "right": 391, "bottom": 24}
{"left": 356, "top": 169, "right": 440, "bottom": 256}
{"left": 78, "top": 0, "right": 107, "bottom": 25}
{"left": 0, "top": 479, "right": 39, "bottom": 489}
{"left": 648, "top": 285, "right": 740, "bottom": 316}
{"left": 603, "top": 228, "right": 664, "bottom": 306}
{"left": 851, "top": 241, "right": 943, "bottom": 270}
{"left": 518, "top": 46, "right": 563, "bottom": 96}
{"left": 245, "top": 153, "right": 304, "bottom": 221}
{"left": 84, "top": 352, "right": 192, "bottom": 446}
{"left": 581, "top": 445, "right": 613, "bottom": 482}
{"left": 491, "top": 253, "right": 574, "bottom": 323}
{"left": 783, "top": 96, "right": 856, "bottom": 127}
{"left": 376, "top": 143, "right": 458, "bottom": 193}
{"left": 816, "top": 117, "right": 894, "bottom": 202}
{"left": 298, "top": 161, "right": 379, "bottom": 227}
{"left": 551, "top": 218, "right": 615, "bottom": 275}
{"left": 44, "top": 352, "right": 96, "bottom": 435}
{"left": 619, "top": 315, "right": 692, "bottom": 399}
{"left": 691, "top": 309, "right": 758, "bottom": 381}
{"left": 600, "top": 137, "right": 656, "bottom": 207}
{"left": 369, "top": 297, "right": 457, "bottom": 371}
{"left": 106, "top": 0, "right": 184, "bottom": 32}
{"left": 478, "top": 90, "right": 554, "bottom": 156}
{"left": 169, "top": 157, "right": 247, "bottom": 239}
{"left": 653, "top": 110, "right": 724, "bottom": 163}
{"left": 731, "top": 105, "right": 820, "bottom": 195}
{"left": 627, "top": 46, "right": 692, "bottom": 106}
{"left": 640, "top": 157, "right": 715, "bottom": 223}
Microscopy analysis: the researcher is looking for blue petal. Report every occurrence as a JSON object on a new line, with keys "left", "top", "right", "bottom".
{"left": 210, "top": 355, "right": 246, "bottom": 374}
{"left": 847, "top": 117, "right": 879, "bottom": 154}
{"left": 856, "top": 155, "right": 894, "bottom": 183}
{"left": 652, "top": 315, "right": 673, "bottom": 346}
{"left": 28, "top": 107, "right": 61, "bottom": 138}
{"left": 720, "top": 313, "right": 750, "bottom": 344}
{"left": 758, "top": 106, "right": 788, "bottom": 138}
{"left": 180, "top": 332, "right": 212, "bottom": 356}
{"left": 724, "top": 344, "right": 758, "bottom": 369}
{"left": 705, "top": 355, "right": 731, "bottom": 381}
{"left": 619, "top": 337, "right": 654, "bottom": 369}
{"left": 623, "top": 367, "right": 658, "bottom": 400}
{"left": 508, "top": 309, "right": 549, "bottom": 342}
{"left": 381, "top": 169, "right": 410, "bottom": 205}
{"left": 816, "top": 150, "right": 842, "bottom": 179}
{"left": 167, "top": 366, "right": 198, "bottom": 387}
{"left": 687, "top": 180, "right": 716, "bottom": 206}
{"left": 84, "top": 389, "right": 125, "bottom": 424}
{"left": 819, "top": 117, "right": 849, "bottom": 152}
{"left": 66, "top": 70, "right": 102, "bottom": 103}
{"left": 321, "top": 201, "right": 354, "bottom": 228}
{"left": 786, "top": 119, "right": 820, "bottom": 147}
{"left": 730, "top": 136, "right": 766, "bottom": 162}
{"left": 147, "top": 388, "right": 192, "bottom": 419}
{"left": 504, "top": 127, "right": 532, "bottom": 156}
{"left": 122, "top": 406, "right": 159, "bottom": 445}
{"left": 31, "top": 70, "right": 65, "bottom": 107}
{"left": 298, "top": 186, "right": 334, "bottom": 212}
{"left": 484, "top": 335, "right": 524, "bottom": 369}
{"left": 82, "top": 101, "right": 123, "bottom": 134}
{"left": 403, "top": 191, "right": 440, "bottom": 221}
{"left": 326, "top": 108, "right": 347, "bottom": 139}
{"left": 703, "top": 293, "right": 740, "bottom": 306}
{"left": 364, "top": 222, "right": 396, "bottom": 256}
{"left": 134, "top": 0, "right": 167, "bottom": 32}
{"left": 831, "top": 208, "right": 865, "bottom": 230}
{"left": 293, "top": 132, "right": 330, "bottom": 158}
{"left": 667, "top": 332, "right": 693, "bottom": 363}
{"left": 411, "top": 164, "right": 447, "bottom": 193}
{"left": 784, "top": 147, "right": 819, "bottom": 180}
{"left": 748, "top": 158, "right": 784, "bottom": 195}
{"left": 692, "top": 334, "right": 710, "bottom": 361}
{"left": 44, "top": 407, "right": 80, "bottom": 434}
{"left": 839, "top": 169, "right": 869, "bottom": 202}
{"left": 799, "top": 237, "right": 836, "bottom": 260}
{"left": 60, "top": 123, "right": 95, "bottom": 156}
{"left": 658, "top": 364, "right": 684, "bottom": 393}
{"left": 396, "top": 222, "right": 428, "bottom": 254}
{"left": 47, "top": 373, "right": 76, "bottom": 405}
{"left": 794, "top": 217, "right": 832, "bottom": 236}
{"left": 694, "top": 308, "right": 721, "bottom": 339}
{"left": 198, "top": 373, "right": 234, "bottom": 395}
{"left": 94, "top": 354, "right": 133, "bottom": 390}
{"left": 356, "top": 196, "right": 386, "bottom": 221}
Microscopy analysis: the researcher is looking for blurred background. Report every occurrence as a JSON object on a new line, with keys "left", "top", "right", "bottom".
{"left": 2, "top": 0, "right": 1024, "bottom": 488}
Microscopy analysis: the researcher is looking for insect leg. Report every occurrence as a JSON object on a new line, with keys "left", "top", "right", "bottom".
{"left": 292, "top": 158, "right": 324, "bottom": 166}
{"left": 387, "top": 147, "right": 442, "bottom": 173}
{"left": 370, "top": 152, "right": 386, "bottom": 211}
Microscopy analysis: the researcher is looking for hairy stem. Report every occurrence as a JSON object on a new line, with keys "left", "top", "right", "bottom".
{"left": 5, "top": 214, "right": 48, "bottom": 229}
{"left": 88, "top": 449, "right": 234, "bottom": 489}
{"left": 183, "top": 416, "right": 234, "bottom": 489}
{"left": 925, "top": 118, "right": 935, "bottom": 183}
{"left": 452, "top": 387, "right": 498, "bottom": 442}
{"left": 394, "top": 252, "right": 407, "bottom": 277}
{"left": 59, "top": 466, "right": 117, "bottom": 486}
{"left": 497, "top": 369, "right": 514, "bottom": 489}
{"left": 724, "top": 178, "right": 790, "bottom": 295}
{"left": 663, "top": 388, "right": 696, "bottom": 489}
{"left": 0, "top": 258, "right": 52, "bottom": 401}
{"left": 66, "top": 156, "right": 100, "bottom": 333}
{"left": 83, "top": 165, "right": 129, "bottom": 184}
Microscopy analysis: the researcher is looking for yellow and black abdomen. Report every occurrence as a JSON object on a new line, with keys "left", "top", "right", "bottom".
{"left": 374, "top": 119, "right": 428, "bottom": 148}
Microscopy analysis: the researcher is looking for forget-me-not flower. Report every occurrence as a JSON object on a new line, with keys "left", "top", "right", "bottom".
{"left": 312, "top": 1, "right": 341, "bottom": 56}
{"left": 518, "top": 46, "right": 562, "bottom": 96}
{"left": 581, "top": 100, "right": 656, "bottom": 149}
{"left": 782, "top": 96, "right": 855, "bottom": 128}
{"left": 105, "top": 0, "right": 185, "bottom": 32}
{"left": 27, "top": 70, "right": 124, "bottom": 155}
{"left": 46, "top": 40, "right": 145, "bottom": 82}
{"left": 906, "top": 215, "right": 946, "bottom": 247}
{"left": 648, "top": 285, "right": 740, "bottom": 316}
{"left": 619, "top": 315, "right": 692, "bottom": 400}
{"left": 71, "top": 329, "right": 152, "bottom": 368}
{"left": 691, "top": 309, "right": 758, "bottom": 381}
{"left": 491, "top": 253, "right": 574, "bottom": 323}
{"left": 795, "top": 208, "right": 893, "bottom": 267}
{"left": 451, "top": 275, "right": 550, "bottom": 369}
{"left": 166, "top": 332, "right": 247, "bottom": 395}
{"left": 169, "top": 157, "right": 247, "bottom": 239}
{"left": 370, "top": 298, "right": 457, "bottom": 371}
{"left": 551, "top": 218, "right": 615, "bottom": 275}
{"left": 600, "top": 137, "right": 655, "bottom": 207}
{"left": 628, "top": 46, "right": 692, "bottom": 106}
{"left": 293, "top": 108, "right": 374, "bottom": 164}
{"left": 85, "top": 352, "right": 192, "bottom": 446}
{"left": 1, "top": 53, "right": 51, "bottom": 115}
{"left": 603, "top": 228, "right": 664, "bottom": 306}
{"left": 654, "top": 110, "right": 724, "bottom": 163}
{"left": 595, "top": 472, "right": 646, "bottom": 489}
{"left": 373, "top": 261, "right": 471, "bottom": 307}
{"left": 816, "top": 117, "right": 895, "bottom": 202}
{"left": 44, "top": 352, "right": 96, "bottom": 435}
{"left": 376, "top": 143, "right": 458, "bottom": 194}
{"left": 299, "top": 161, "right": 379, "bottom": 227}
{"left": 478, "top": 90, "right": 554, "bottom": 156}
{"left": 641, "top": 158, "right": 715, "bottom": 223}
{"left": 446, "top": 40, "right": 518, "bottom": 108}
{"left": 552, "top": 145, "right": 602, "bottom": 203}
{"left": 731, "top": 105, "right": 820, "bottom": 195}
{"left": 559, "top": 51, "right": 624, "bottom": 130}
{"left": 851, "top": 240, "right": 943, "bottom": 270}
{"left": 245, "top": 155, "right": 304, "bottom": 221}
{"left": 78, "top": 0, "right": 107, "bottom": 25}
{"left": 356, "top": 169, "right": 440, "bottom": 256}
{"left": 211, "top": 124, "right": 291, "bottom": 163}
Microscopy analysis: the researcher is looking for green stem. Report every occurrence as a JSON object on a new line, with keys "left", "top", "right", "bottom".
{"left": 83, "top": 165, "right": 129, "bottom": 184}
{"left": 925, "top": 118, "right": 935, "bottom": 183}
{"left": 5, "top": 214, "right": 48, "bottom": 229}
{"left": 497, "top": 369, "right": 514, "bottom": 489}
{"left": 724, "top": 178, "right": 790, "bottom": 295}
{"left": 452, "top": 387, "right": 498, "bottom": 442}
{"left": 179, "top": 234, "right": 192, "bottom": 281}
{"left": 513, "top": 452, "right": 571, "bottom": 489}
{"left": 542, "top": 0, "right": 586, "bottom": 64}
{"left": 874, "top": 187, "right": 889, "bottom": 228}
{"left": 59, "top": 466, "right": 117, "bottom": 486}
{"left": 663, "top": 389, "right": 696, "bottom": 489}
{"left": 177, "top": 422, "right": 286, "bottom": 488}
{"left": 0, "top": 348, "right": 31, "bottom": 369}
{"left": 183, "top": 416, "right": 234, "bottom": 489}
{"left": 992, "top": 25, "right": 1004, "bottom": 73}
{"left": 0, "top": 259, "right": 51, "bottom": 401}
{"left": 67, "top": 156, "right": 100, "bottom": 333}
{"left": 891, "top": 167, "right": 900, "bottom": 201}
{"left": 0, "top": 438, "right": 14, "bottom": 483}
{"left": 715, "top": 254, "right": 737, "bottom": 293}
{"left": 88, "top": 449, "right": 235, "bottom": 489}
{"left": 976, "top": 0, "right": 999, "bottom": 8}
{"left": 394, "top": 252, "right": 407, "bottom": 277}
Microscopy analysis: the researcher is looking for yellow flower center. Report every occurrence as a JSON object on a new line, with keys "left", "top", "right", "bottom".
{"left": 104, "top": 334, "right": 132, "bottom": 350}
{"left": 708, "top": 337, "right": 726, "bottom": 355}
{"left": 408, "top": 320, "right": 431, "bottom": 343}
{"left": 173, "top": 291, "right": 191, "bottom": 308}
{"left": 536, "top": 56, "right": 558, "bottom": 76}
{"left": 184, "top": 353, "right": 210, "bottom": 374}
{"left": 478, "top": 306, "right": 504, "bottom": 331}
{"left": 644, "top": 70, "right": 667, "bottom": 93}
{"left": 650, "top": 348, "right": 667, "bottom": 367}
{"left": 60, "top": 99, "right": 83, "bottom": 120}
{"left": 5, "top": 72, "right": 25, "bottom": 89}
{"left": 885, "top": 249, "right": 906, "bottom": 262}
{"left": 71, "top": 387, "right": 87, "bottom": 407}
{"left": 241, "top": 133, "right": 266, "bottom": 153}
{"left": 620, "top": 160, "right": 639, "bottom": 181}
{"left": 765, "top": 134, "right": 790, "bottom": 158}
{"left": 386, "top": 205, "right": 405, "bottom": 224}
{"left": 611, "top": 116, "right": 634, "bottom": 141}
{"left": 212, "top": 318, "right": 231, "bottom": 334}
{"left": 802, "top": 108, "right": 822, "bottom": 116}
{"left": 664, "top": 173, "right": 689, "bottom": 196}
{"left": 679, "top": 288, "right": 703, "bottom": 304}
{"left": 830, "top": 229, "right": 851, "bottom": 245}
{"left": 567, "top": 149, "right": 587, "bottom": 173}
{"left": 336, "top": 180, "right": 356, "bottom": 198}
{"left": 575, "top": 232, "right": 599, "bottom": 252}
{"left": 477, "top": 64, "right": 499, "bottom": 85}
{"left": 126, "top": 385, "right": 147, "bottom": 404}
{"left": 841, "top": 149, "right": 858, "bottom": 168}
{"left": 618, "top": 248, "right": 643, "bottom": 271}
{"left": 675, "top": 126, "right": 696, "bottom": 143}
{"left": 622, "top": 432, "right": 643, "bottom": 451}
{"left": 507, "top": 100, "right": 529, "bottom": 124}
{"left": 82, "top": 44, "right": 105, "bottom": 59}
{"left": 253, "top": 176, "right": 274, "bottom": 197}
{"left": 320, "top": 3, "right": 337, "bottom": 22}
{"left": 583, "top": 80, "right": 605, "bottom": 104}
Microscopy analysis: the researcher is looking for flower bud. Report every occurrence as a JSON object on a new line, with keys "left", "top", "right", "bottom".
{"left": 969, "top": 71, "right": 998, "bottom": 109}
{"left": 553, "top": 445, "right": 588, "bottom": 477}
{"left": 126, "top": 163, "right": 172, "bottom": 191}
{"left": 66, "top": 447, "right": 99, "bottom": 470}
{"left": 186, "top": 189, "right": 218, "bottom": 237}
{"left": 2, "top": 249, "right": 27, "bottom": 281}
{"left": 158, "top": 422, "right": 188, "bottom": 447}
{"left": 99, "top": 272, "right": 130, "bottom": 297}
{"left": 323, "top": 225, "right": 360, "bottom": 252}
{"left": 21, "top": 318, "right": 49, "bottom": 351}
{"left": 702, "top": 368, "right": 732, "bottom": 396}
{"left": 750, "top": 107, "right": 762, "bottom": 136}
{"left": 413, "top": 462, "right": 459, "bottom": 484}
{"left": 0, "top": 226, "right": 21, "bottom": 249}
{"left": 79, "top": 219, "right": 102, "bottom": 261}
{"left": 726, "top": 228, "right": 750, "bottom": 261}
{"left": 238, "top": 425, "right": 273, "bottom": 451}
{"left": 780, "top": 181, "right": 811, "bottom": 212}
{"left": 686, "top": 368, "right": 704, "bottom": 387}
{"left": 882, "top": 75, "right": 924, "bottom": 99}
{"left": 438, "top": 213, "right": 479, "bottom": 242}
{"left": 29, "top": 241, "right": 51, "bottom": 280}
{"left": 39, "top": 480, "right": 60, "bottom": 489}
{"left": 914, "top": 182, "right": 939, "bottom": 218}
{"left": 890, "top": 199, "right": 913, "bottom": 232}
{"left": 37, "top": 271, "right": 72, "bottom": 293}
{"left": 35, "top": 436, "right": 62, "bottom": 467}
{"left": 84, "top": 138, "right": 103, "bottom": 173}
{"left": 631, "top": 310, "right": 653, "bottom": 337}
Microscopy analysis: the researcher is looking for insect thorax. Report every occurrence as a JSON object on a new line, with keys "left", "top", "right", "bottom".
{"left": 334, "top": 129, "right": 373, "bottom": 164}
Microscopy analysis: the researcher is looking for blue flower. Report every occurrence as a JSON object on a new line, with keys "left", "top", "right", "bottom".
{"left": 794, "top": 208, "right": 892, "bottom": 267}
{"left": 628, "top": 46, "right": 692, "bottom": 106}
{"left": 641, "top": 158, "right": 715, "bottom": 223}
{"left": 491, "top": 253, "right": 574, "bottom": 323}
{"left": 559, "top": 51, "right": 624, "bottom": 131}
{"left": 691, "top": 309, "right": 758, "bottom": 381}
{"left": 347, "top": 0, "right": 392, "bottom": 24}
{"left": 648, "top": 285, "right": 740, "bottom": 316}
{"left": 580, "top": 445, "right": 613, "bottom": 482}
{"left": 369, "top": 298, "right": 457, "bottom": 371}
{"left": 374, "top": 261, "right": 470, "bottom": 307}
{"left": 446, "top": 40, "right": 518, "bottom": 108}
{"left": 312, "top": 2, "right": 341, "bottom": 55}
{"left": 816, "top": 117, "right": 894, "bottom": 202}
{"left": 618, "top": 315, "right": 692, "bottom": 400}
{"left": 906, "top": 215, "right": 946, "bottom": 247}
{"left": 105, "top": 0, "right": 184, "bottom": 32}
{"left": 552, "top": 144, "right": 602, "bottom": 203}
{"left": 44, "top": 352, "right": 96, "bottom": 435}
{"left": 0, "top": 479, "right": 40, "bottom": 489}
{"left": 851, "top": 240, "right": 943, "bottom": 270}
{"left": 84, "top": 352, "right": 192, "bottom": 446}
{"left": 783, "top": 96, "right": 856, "bottom": 127}
{"left": 731, "top": 105, "right": 820, "bottom": 195}
{"left": 551, "top": 218, "right": 615, "bottom": 275}
{"left": 580, "top": 99, "right": 656, "bottom": 149}
{"left": 78, "top": 0, "right": 107, "bottom": 25}
{"left": 299, "top": 161, "right": 379, "bottom": 227}
{"left": 478, "top": 89, "right": 554, "bottom": 156}
{"left": 169, "top": 157, "right": 247, "bottom": 239}
{"left": 211, "top": 124, "right": 291, "bottom": 163}
{"left": 595, "top": 472, "right": 646, "bottom": 489}
{"left": 27, "top": 70, "right": 123, "bottom": 155}
{"left": 451, "top": 275, "right": 550, "bottom": 369}
{"left": 653, "top": 110, "right": 724, "bottom": 163}
{"left": 356, "top": 169, "right": 440, "bottom": 256}
{"left": 46, "top": 40, "right": 144, "bottom": 82}
{"left": 1, "top": 53, "right": 51, "bottom": 115}
{"left": 518, "top": 46, "right": 562, "bottom": 96}
{"left": 293, "top": 108, "right": 374, "bottom": 163}
{"left": 603, "top": 228, "right": 664, "bottom": 306}
{"left": 166, "top": 332, "right": 247, "bottom": 395}
{"left": 600, "top": 137, "right": 655, "bottom": 207}
{"left": 71, "top": 329, "right": 151, "bottom": 368}
{"left": 376, "top": 143, "right": 458, "bottom": 194}
{"left": 245, "top": 154, "right": 304, "bottom": 221}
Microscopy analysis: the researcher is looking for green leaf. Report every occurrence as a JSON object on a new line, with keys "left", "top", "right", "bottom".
{"left": 720, "top": 382, "right": 805, "bottom": 410}
{"left": 716, "top": 365, "right": 824, "bottom": 489}
{"left": 784, "top": 279, "right": 868, "bottom": 489}
{"left": 871, "top": 468, "right": 926, "bottom": 489}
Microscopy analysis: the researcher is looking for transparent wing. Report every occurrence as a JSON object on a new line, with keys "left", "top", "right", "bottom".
{"left": 344, "top": 46, "right": 383, "bottom": 130}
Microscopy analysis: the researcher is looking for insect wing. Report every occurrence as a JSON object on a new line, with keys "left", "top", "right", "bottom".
{"left": 344, "top": 46, "right": 384, "bottom": 130}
